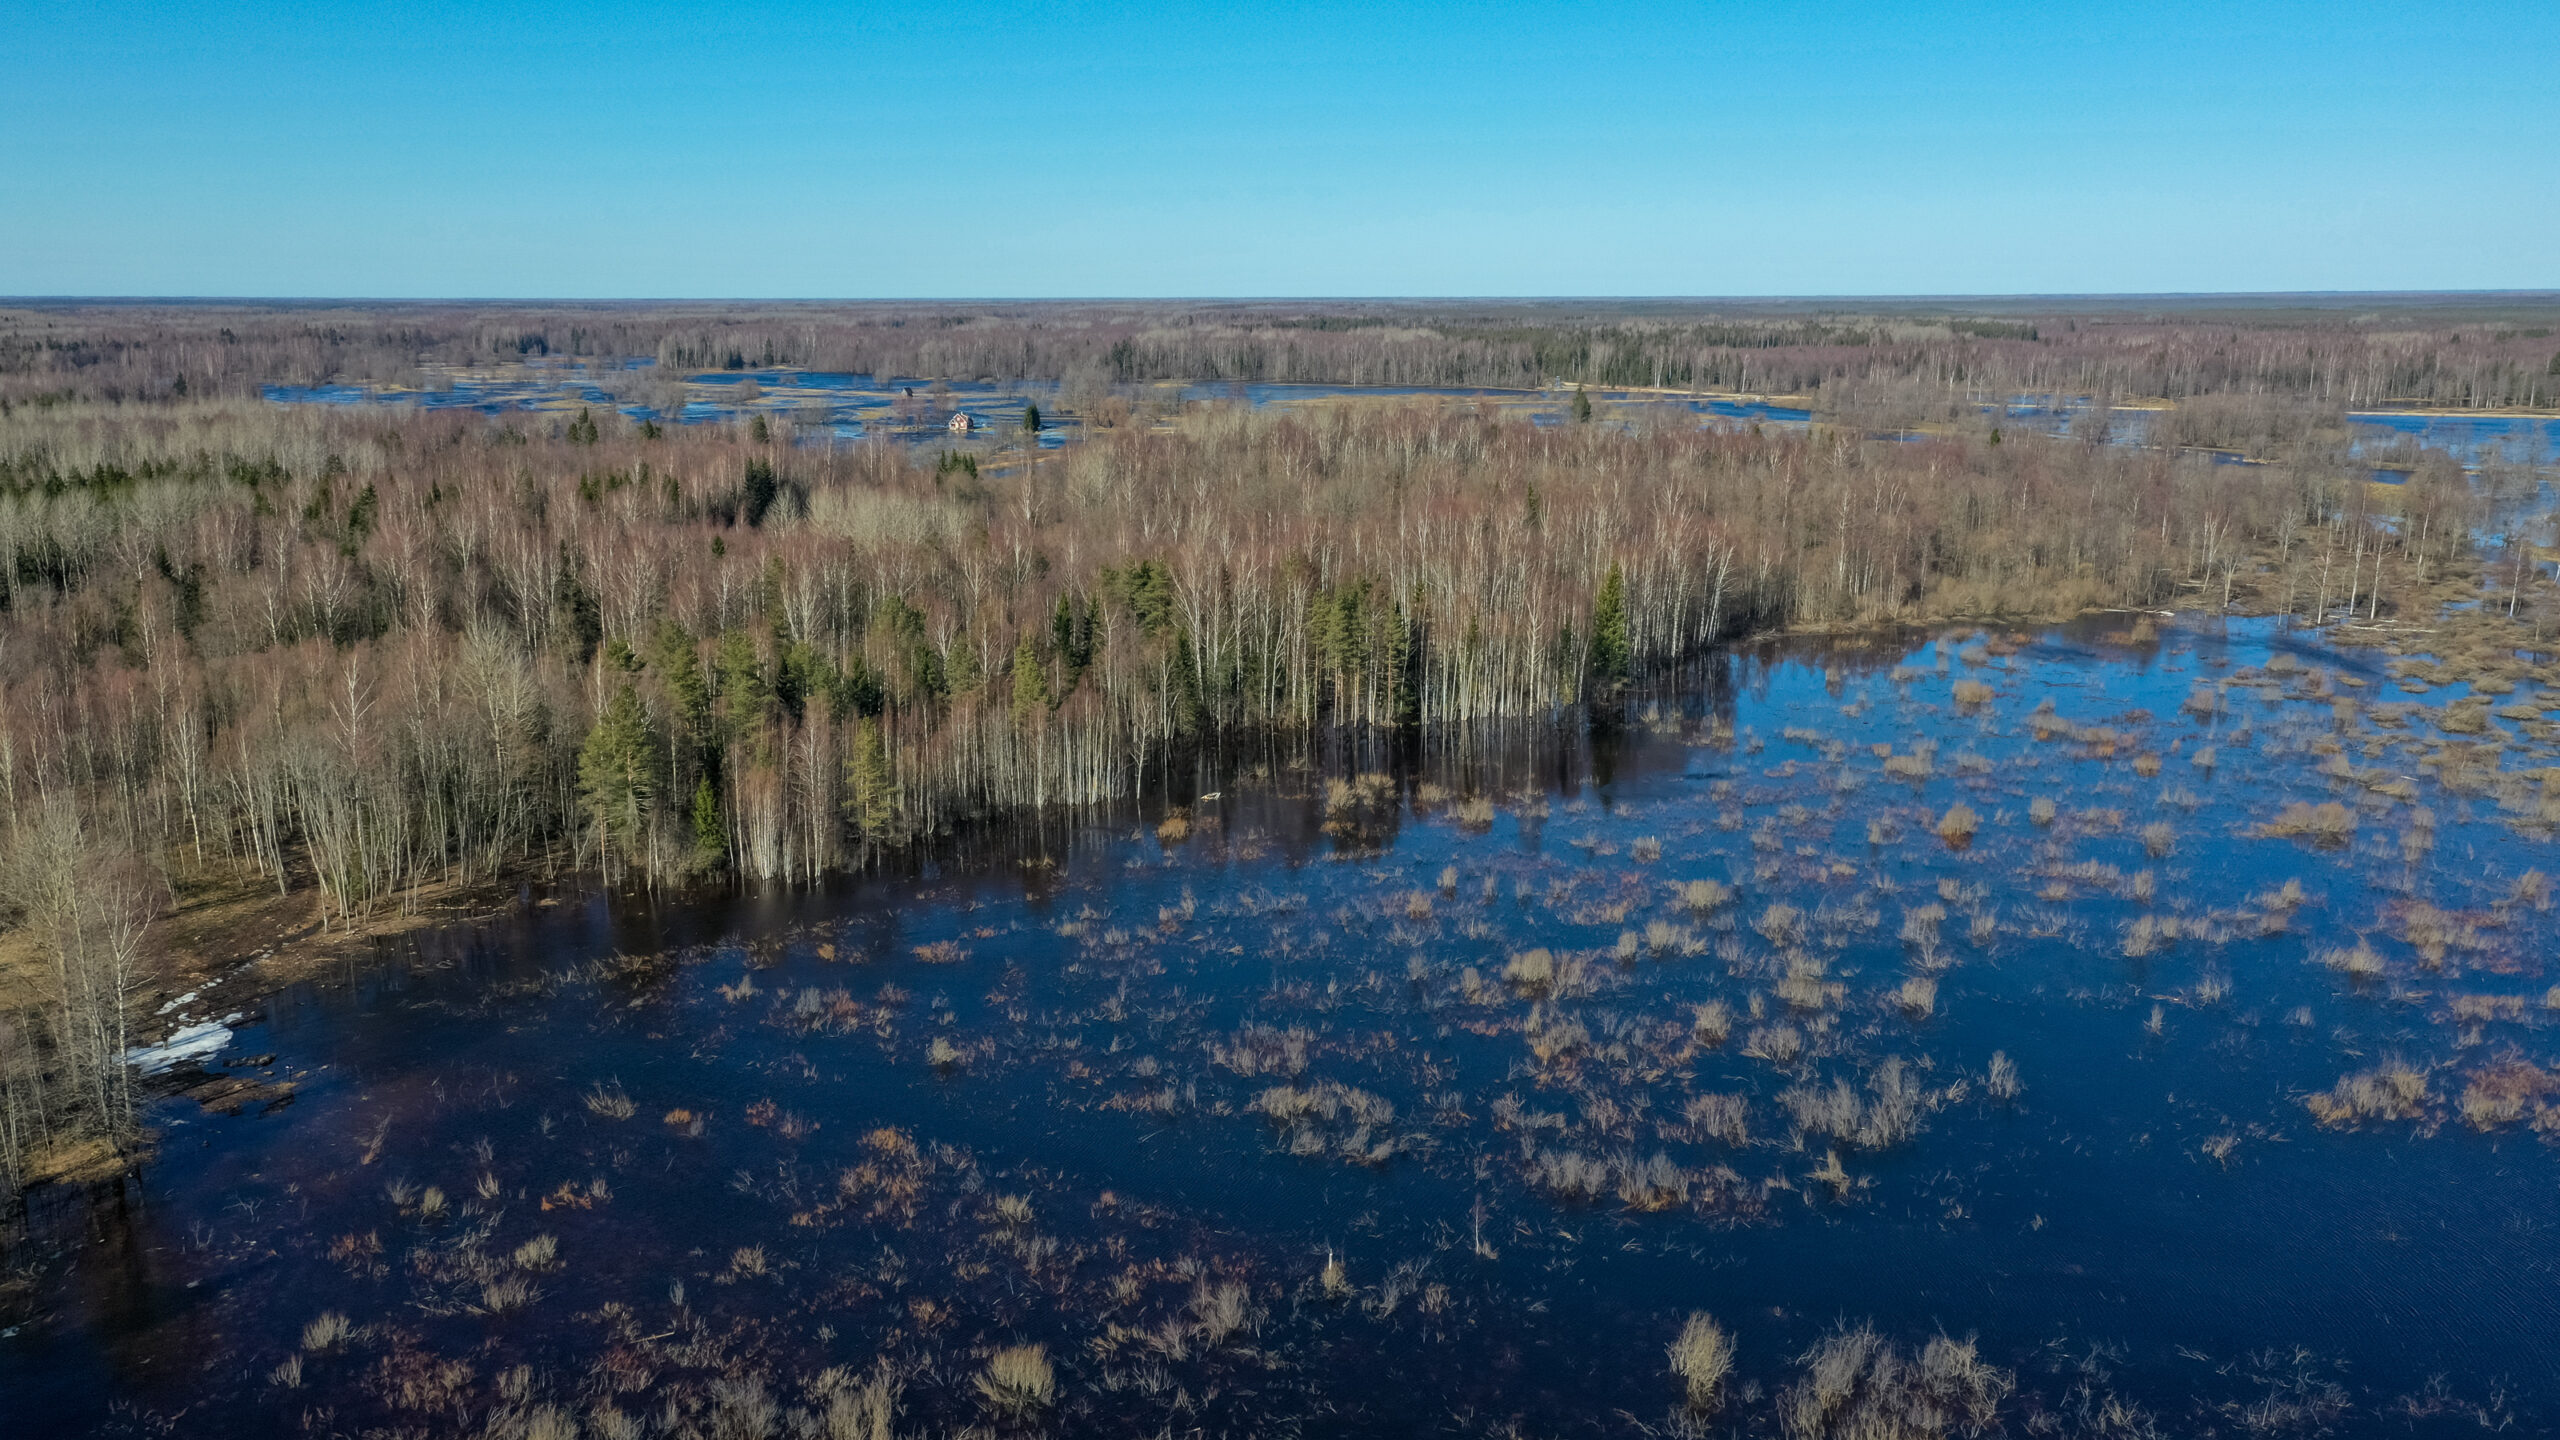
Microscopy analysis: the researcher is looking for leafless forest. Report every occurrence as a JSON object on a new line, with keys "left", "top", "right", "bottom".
{"left": 0, "top": 297, "right": 2551, "bottom": 1193}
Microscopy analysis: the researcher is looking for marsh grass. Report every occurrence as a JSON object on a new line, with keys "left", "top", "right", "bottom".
{"left": 1936, "top": 804, "right": 1981, "bottom": 846}
{"left": 2306, "top": 1060, "right": 2432, "bottom": 1127}
{"left": 1780, "top": 1325, "right": 2012, "bottom": 1440}
{"left": 1669, "top": 1311, "right": 1737, "bottom": 1412}
{"left": 976, "top": 1343, "right": 1056, "bottom": 1417}
{"left": 2263, "top": 800, "right": 2358, "bottom": 845}
{"left": 582, "top": 1082, "right": 636, "bottom": 1120}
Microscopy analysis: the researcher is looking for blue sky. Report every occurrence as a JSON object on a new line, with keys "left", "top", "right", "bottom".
{"left": 3, "top": 1, "right": 2551, "bottom": 297}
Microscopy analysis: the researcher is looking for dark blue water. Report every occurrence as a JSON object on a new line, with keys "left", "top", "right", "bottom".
{"left": 7, "top": 616, "right": 2554, "bottom": 1436}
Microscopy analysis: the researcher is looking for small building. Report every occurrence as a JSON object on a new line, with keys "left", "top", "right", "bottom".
{"left": 947, "top": 411, "right": 975, "bottom": 434}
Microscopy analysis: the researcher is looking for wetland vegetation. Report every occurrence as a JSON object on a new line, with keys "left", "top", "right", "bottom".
{"left": 3, "top": 297, "right": 2560, "bottom": 1437}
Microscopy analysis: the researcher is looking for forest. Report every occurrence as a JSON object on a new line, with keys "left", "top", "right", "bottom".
{"left": 0, "top": 297, "right": 2547, "bottom": 1197}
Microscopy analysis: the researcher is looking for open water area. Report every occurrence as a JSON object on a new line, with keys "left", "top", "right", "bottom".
{"left": 10, "top": 613, "right": 2560, "bottom": 1437}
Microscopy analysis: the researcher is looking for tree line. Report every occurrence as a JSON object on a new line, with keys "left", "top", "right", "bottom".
{"left": 9, "top": 299, "right": 2560, "bottom": 413}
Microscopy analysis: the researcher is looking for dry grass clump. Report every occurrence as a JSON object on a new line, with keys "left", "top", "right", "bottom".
{"left": 1456, "top": 796, "right": 1497, "bottom": 829}
{"left": 976, "top": 1343, "right": 1056, "bottom": 1417}
{"left": 1525, "top": 1147, "right": 1612, "bottom": 1202}
{"left": 1632, "top": 835, "right": 1663, "bottom": 863}
{"left": 480, "top": 1274, "right": 537, "bottom": 1313}
{"left": 1779, "top": 1058, "right": 1935, "bottom": 1149}
{"left": 1985, "top": 1052, "right": 2021, "bottom": 1102}
{"left": 2138, "top": 820, "right": 2176, "bottom": 857}
{"left": 1936, "top": 804, "right": 1980, "bottom": 846}
{"left": 2027, "top": 796, "right": 2056, "bottom": 826}
{"left": 583, "top": 1082, "right": 636, "bottom": 1120}
{"left": 1669, "top": 1311, "right": 1737, "bottom": 1412}
{"left": 1683, "top": 1093, "right": 1750, "bottom": 1145}
{"left": 300, "top": 1311, "right": 354, "bottom": 1352}
{"left": 2262, "top": 800, "right": 2357, "bottom": 845}
{"left": 912, "top": 940, "right": 968, "bottom": 963}
{"left": 1212, "top": 1023, "right": 1312, "bottom": 1077}
{"left": 1951, "top": 678, "right": 1994, "bottom": 707}
{"left": 1614, "top": 1151, "right": 1693, "bottom": 1210}
{"left": 1692, "top": 1000, "right": 1734, "bottom": 1048}
{"left": 2316, "top": 941, "right": 2386, "bottom": 982}
{"left": 926, "top": 1037, "right": 966, "bottom": 1068}
{"left": 1754, "top": 903, "right": 1805, "bottom": 945}
{"left": 2458, "top": 1061, "right": 2554, "bottom": 1130}
{"left": 1155, "top": 810, "right": 1193, "bottom": 844}
{"left": 2305, "top": 1059, "right": 2431, "bottom": 1127}
{"left": 1776, "top": 956, "right": 1845, "bottom": 1011}
{"left": 1253, "top": 1081, "right": 1400, "bottom": 1162}
{"left": 1527, "top": 1015, "right": 1592, "bottom": 1064}
{"left": 1643, "top": 919, "right": 1698, "bottom": 956}
{"left": 1744, "top": 1024, "right": 1806, "bottom": 1066}
{"left": 2399, "top": 901, "right": 2482, "bottom": 969}
{"left": 1883, "top": 749, "right": 1935, "bottom": 780}
{"left": 510, "top": 1234, "right": 560, "bottom": 1271}
{"left": 1895, "top": 975, "right": 1938, "bottom": 1018}
{"left": 1502, "top": 947, "right": 1557, "bottom": 994}
{"left": 1679, "top": 878, "right": 1733, "bottom": 913}
{"left": 1780, "top": 1325, "right": 2012, "bottom": 1440}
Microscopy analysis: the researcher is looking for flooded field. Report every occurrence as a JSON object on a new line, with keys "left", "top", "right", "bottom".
{"left": 12, "top": 613, "right": 2560, "bottom": 1437}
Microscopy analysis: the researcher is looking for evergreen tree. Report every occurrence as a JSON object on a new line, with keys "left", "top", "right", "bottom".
{"left": 846, "top": 716, "right": 897, "bottom": 839}
{"left": 1011, "top": 635, "right": 1050, "bottom": 725}
{"left": 689, "top": 774, "right": 724, "bottom": 868}
{"left": 1590, "top": 562, "right": 1631, "bottom": 689}
{"left": 577, "top": 683, "right": 660, "bottom": 866}
{"left": 1023, "top": 402, "right": 1042, "bottom": 434}
{"left": 1572, "top": 386, "right": 1593, "bottom": 423}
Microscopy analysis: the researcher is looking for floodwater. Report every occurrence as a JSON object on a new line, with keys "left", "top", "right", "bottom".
{"left": 10, "top": 615, "right": 2560, "bottom": 1436}
{"left": 259, "top": 360, "right": 1811, "bottom": 444}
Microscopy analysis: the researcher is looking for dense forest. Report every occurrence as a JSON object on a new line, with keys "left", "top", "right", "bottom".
{"left": 0, "top": 300, "right": 2545, "bottom": 1195}
{"left": 8, "top": 295, "right": 2560, "bottom": 412}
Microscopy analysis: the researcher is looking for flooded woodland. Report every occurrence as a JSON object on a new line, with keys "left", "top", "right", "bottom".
{"left": 5, "top": 300, "right": 2560, "bottom": 1438}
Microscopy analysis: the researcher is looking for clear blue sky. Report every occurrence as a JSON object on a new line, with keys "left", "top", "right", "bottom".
{"left": 4, "top": 1, "right": 2551, "bottom": 297}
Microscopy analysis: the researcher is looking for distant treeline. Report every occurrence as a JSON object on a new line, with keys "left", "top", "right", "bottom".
{"left": 0, "top": 303, "right": 2526, "bottom": 1195}
{"left": 7, "top": 298, "right": 2560, "bottom": 411}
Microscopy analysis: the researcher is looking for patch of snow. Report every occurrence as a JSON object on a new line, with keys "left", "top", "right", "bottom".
{"left": 157, "top": 990, "right": 199, "bottom": 1016}
{"left": 124, "top": 1015, "right": 240, "bottom": 1075}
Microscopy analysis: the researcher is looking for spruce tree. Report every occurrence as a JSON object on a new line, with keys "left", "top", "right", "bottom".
{"left": 1590, "top": 562, "right": 1631, "bottom": 689}
{"left": 577, "top": 683, "right": 660, "bottom": 866}
{"left": 689, "top": 774, "right": 724, "bottom": 868}
{"left": 1011, "top": 635, "right": 1049, "bottom": 725}
{"left": 846, "top": 716, "right": 897, "bottom": 839}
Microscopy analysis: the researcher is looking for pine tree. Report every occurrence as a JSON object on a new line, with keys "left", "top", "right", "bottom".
{"left": 1023, "top": 403, "right": 1043, "bottom": 434}
{"left": 577, "top": 683, "right": 660, "bottom": 866}
{"left": 1572, "top": 386, "right": 1593, "bottom": 423}
{"left": 1590, "top": 562, "right": 1631, "bottom": 689}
